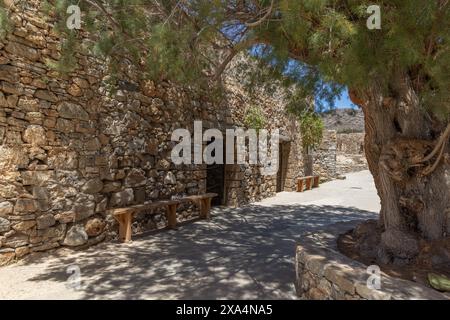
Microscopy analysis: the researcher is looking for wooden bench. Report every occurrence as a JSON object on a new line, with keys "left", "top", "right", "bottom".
{"left": 107, "top": 193, "right": 218, "bottom": 242}
{"left": 297, "top": 176, "right": 320, "bottom": 192}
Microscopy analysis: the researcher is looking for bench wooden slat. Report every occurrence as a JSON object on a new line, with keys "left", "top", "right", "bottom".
{"left": 109, "top": 193, "right": 218, "bottom": 242}
{"left": 297, "top": 176, "right": 320, "bottom": 192}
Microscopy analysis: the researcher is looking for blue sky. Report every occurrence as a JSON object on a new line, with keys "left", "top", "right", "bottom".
{"left": 247, "top": 45, "right": 358, "bottom": 111}
{"left": 314, "top": 87, "right": 358, "bottom": 111}
{"left": 328, "top": 90, "right": 358, "bottom": 109}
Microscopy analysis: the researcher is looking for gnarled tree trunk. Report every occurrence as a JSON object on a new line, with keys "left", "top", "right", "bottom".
{"left": 349, "top": 73, "right": 450, "bottom": 266}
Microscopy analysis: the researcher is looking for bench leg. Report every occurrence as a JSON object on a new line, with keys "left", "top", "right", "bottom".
{"left": 313, "top": 176, "right": 320, "bottom": 188}
{"left": 115, "top": 212, "right": 133, "bottom": 243}
{"left": 297, "top": 180, "right": 304, "bottom": 192}
{"left": 200, "top": 198, "right": 212, "bottom": 220}
{"left": 306, "top": 177, "right": 312, "bottom": 190}
{"left": 166, "top": 204, "right": 178, "bottom": 229}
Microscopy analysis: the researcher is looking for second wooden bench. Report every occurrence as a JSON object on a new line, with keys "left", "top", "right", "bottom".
{"left": 297, "top": 176, "right": 320, "bottom": 192}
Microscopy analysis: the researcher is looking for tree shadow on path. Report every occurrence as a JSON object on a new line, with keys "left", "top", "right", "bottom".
{"left": 23, "top": 204, "right": 377, "bottom": 299}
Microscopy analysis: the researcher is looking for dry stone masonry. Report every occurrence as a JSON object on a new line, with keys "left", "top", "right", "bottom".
{"left": 313, "top": 131, "right": 368, "bottom": 181}
{"left": 0, "top": 1, "right": 310, "bottom": 264}
{"left": 0, "top": 1, "right": 368, "bottom": 265}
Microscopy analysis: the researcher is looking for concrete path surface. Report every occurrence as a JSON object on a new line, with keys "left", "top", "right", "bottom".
{"left": 0, "top": 171, "right": 380, "bottom": 300}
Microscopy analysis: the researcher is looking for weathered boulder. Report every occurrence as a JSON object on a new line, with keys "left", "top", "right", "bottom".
{"left": 57, "top": 102, "right": 89, "bottom": 121}
{"left": 82, "top": 178, "right": 104, "bottom": 194}
{"left": 164, "top": 172, "right": 177, "bottom": 185}
{"left": 21, "top": 171, "right": 54, "bottom": 186}
{"left": 56, "top": 118, "right": 74, "bottom": 133}
{"left": 38, "top": 224, "right": 67, "bottom": 242}
{"left": 13, "top": 220, "right": 36, "bottom": 232}
{"left": 95, "top": 198, "right": 108, "bottom": 213}
{"left": 4, "top": 233, "right": 28, "bottom": 248}
{"left": 110, "top": 189, "right": 134, "bottom": 207}
{"left": 0, "top": 217, "right": 10, "bottom": 233}
{"left": 124, "top": 169, "right": 146, "bottom": 187}
{"left": 15, "top": 246, "right": 30, "bottom": 258}
{"left": 63, "top": 225, "right": 88, "bottom": 247}
{"left": 0, "top": 202, "right": 13, "bottom": 217}
{"left": 36, "top": 214, "right": 56, "bottom": 229}
{"left": 5, "top": 41, "right": 40, "bottom": 61}
{"left": 102, "top": 182, "right": 122, "bottom": 193}
{"left": 73, "top": 199, "right": 96, "bottom": 221}
{"left": 85, "top": 218, "right": 105, "bottom": 237}
{"left": 23, "top": 125, "right": 46, "bottom": 146}
{"left": 14, "top": 199, "right": 38, "bottom": 214}
{"left": 34, "top": 89, "right": 58, "bottom": 102}
{"left": 55, "top": 211, "right": 76, "bottom": 224}
{"left": 47, "top": 149, "right": 78, "bottom": 170}
{"left": 0, "top": 65, "right": 19, "bottom": 83}
{"left": 0, "top": 146, "right": 29, "bottom": 171}
{"left": 0, "top": 250, "right": 15, "bottom": 266}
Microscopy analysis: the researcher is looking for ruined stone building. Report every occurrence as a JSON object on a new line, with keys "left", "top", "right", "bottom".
{"left": 0, "top": 1, "right": 307, "bottom": 264}
{"left": 0, "top": 2, "right": 367, "bottom": 265}
{"left": 315, "top": 109, "right": 368, "bottom": 181}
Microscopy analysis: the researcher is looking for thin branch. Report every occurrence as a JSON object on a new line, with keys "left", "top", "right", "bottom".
{"left": 245, "top": 0, "right": 274, "bottom": 28}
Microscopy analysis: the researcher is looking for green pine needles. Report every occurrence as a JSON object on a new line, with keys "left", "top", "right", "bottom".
{"left": 2, "top": 1, "right": 448, "bottom": 118}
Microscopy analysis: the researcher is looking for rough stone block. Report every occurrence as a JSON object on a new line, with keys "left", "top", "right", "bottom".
{"left": 82, "top": 178, "right": 104, "bottom": 194}
{"left": 57, "top": 102, "right": 89, "bottom": 121}
{"left": 23, "top": 125, "right": 46, "bottom": 146}
{"left": 36, "top": 214, "right": 56, "bottom": 229}
{"left": 12, "top": 220, "right": 36, "bottom": 232}
{"left": 5, "top": 41, "right": 40, "bottom": 61}
{"left": 0, "top": 250, "right": 15, "bottom": 266}
{"left": 14, "top": 199, "right": 38, "bottom": 214}
{"left": 63, "top": 225, "right": 88, "bottom": 247}
{"left": 355, "top": 283, "right": 392, "bottom": 300}
{"left": 0, "top": 202, "right": 13, "bottom": 217}
{"left": 0, "top": 217, "right": 11, "bottom": 232}
{"left": 110, "top": 189, "right": 134, "bottom": 207}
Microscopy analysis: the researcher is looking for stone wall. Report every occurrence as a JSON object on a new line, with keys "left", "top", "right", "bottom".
{"left": 295, "top": 221, "right": 449, "bottom": 300}
{"left": 313, "top": 130, "right": 337, "bottom": 181}
{"left": 0, "top": 1, "right": 304, "bottom": 264}
{"left": 312, "top": 131, "right": 368, "bottom": 181}
{"left": 224, "top": 79, "right": 303, "bottom": 205}
{"left": 336, "top": 132, "right": 368, "bottom": 175}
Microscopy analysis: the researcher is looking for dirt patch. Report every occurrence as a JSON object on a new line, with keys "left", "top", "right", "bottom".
{"left": 338, "top": 220, "right": 450, "bottom": 292}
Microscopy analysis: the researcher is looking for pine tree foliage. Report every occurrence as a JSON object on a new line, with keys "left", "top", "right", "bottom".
{"left": 2, "top": 1, "right": 449, "bottom": 118}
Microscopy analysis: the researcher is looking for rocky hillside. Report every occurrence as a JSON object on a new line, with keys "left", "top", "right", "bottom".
{"left": 321, "top": 108, "right": 365, "bottom": 133}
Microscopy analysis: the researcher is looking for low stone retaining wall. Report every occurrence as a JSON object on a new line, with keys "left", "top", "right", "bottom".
{"left": 295, "top": 221, "right": 449, "bottom": 300}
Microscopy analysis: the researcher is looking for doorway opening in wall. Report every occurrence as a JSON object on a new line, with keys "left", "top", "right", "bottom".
{"left": 206, "top": 137, "right": 225, "bottom": 206}
{"left": 276, "top": 142, "right": 290, "bottom": 192}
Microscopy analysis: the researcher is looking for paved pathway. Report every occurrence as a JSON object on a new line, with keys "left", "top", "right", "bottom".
{"left": 0, "top": 171, "right": 380, "bottom": 300}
